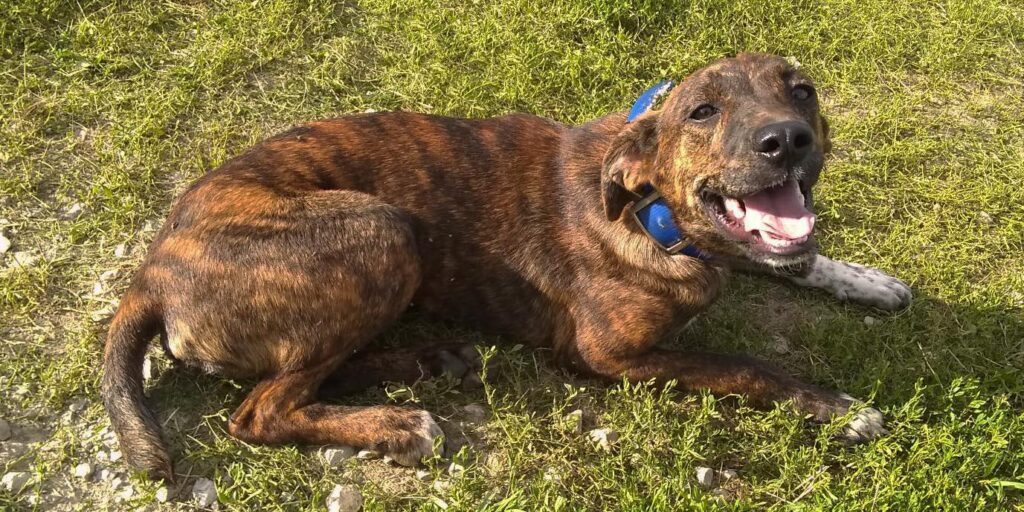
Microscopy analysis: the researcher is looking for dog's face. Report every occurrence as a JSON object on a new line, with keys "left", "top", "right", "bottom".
{"left": 603, "top": 53, "right": 830, "bottom": 267}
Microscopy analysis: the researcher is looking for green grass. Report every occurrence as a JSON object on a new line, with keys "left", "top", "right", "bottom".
{"left": 1, "top": 0, "right": 1022, "bottom": 510}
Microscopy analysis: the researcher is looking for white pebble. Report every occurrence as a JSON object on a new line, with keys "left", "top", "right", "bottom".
{"left": 0, "top": 234, "right": 11, "bottom": 254}
{"left": 68, "top": 398, "right": 88, "bottom": 414}
{"left": 564, "top": 409, "right": 584, "bottom": 433}
{"left": 155, "top": 486, "right": 171, "bottom": 503}
{"left": 1, "top": 472, "right": 32, "bottom": 493}
{"left": 355, "top": 449, "right": 380, "bottom": 460}
{"left": 98, "top": 468, "right": 114, "bottom": 481}
{"left": 0, "top": 418, "right": 11, "bottom": 441}
{"left": 770, "top": 334, "right": 790, "bottom": 354}
{"left": 321, "top": 446, "right": 356, "bottom": 467}
{"left": 100, "top": 269, "right": 118, "bottom": 281}
{"left": 587, "top": 428, "right": 619, "bottom": 452}
{"left": 191, "top": 477, "right": 218, "bottom": 508}
{"left": 142, "top": 357, "right": 156, "bottom": 382}
{"left": 461, "top": 404, "right": 488, "bottom": 423}
{"left": 447, "top": 462, "right": 465, "bottom": 478}
{"left": 695, "top": 466, "right": 716, "bottom": 489}
{"left": 114, "top": 243, "right": 127, "bottom": 258}
{"left": 61, "top": 203, "right": 84, "bottom": 220}
{"left": 10, "top": 252, "right": 37, "bottom": 268}
{"left": 326, "top": 484, "right": 363, "bottom": 512}
{"left": 109, "top": 450, "right": 123, "bottom": 462}
{"left": 73, "top": 462, "right": 94, "bottom": 480}
{"left": 864, "top": 316, "right": 878, "bottom": 326}
{"left": 415, "top": 469, "right": 431, "bottom": 481}
{"left": 720, "top": 469, "right": 739, "bottom": 481}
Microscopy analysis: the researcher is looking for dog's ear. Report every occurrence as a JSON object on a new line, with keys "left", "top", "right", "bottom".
{"left": 819, "top": 114, "right": 832, "bottom": 154}
{"left": 601, "top": 115, "right": 660, "bottom": 221}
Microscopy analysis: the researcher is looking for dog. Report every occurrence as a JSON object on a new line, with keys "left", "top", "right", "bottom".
{"left": 101, "top": 53, "right": 911, "bottom": 481}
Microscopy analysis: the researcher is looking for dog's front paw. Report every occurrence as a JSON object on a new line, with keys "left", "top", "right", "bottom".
{"left": 790, "top": 255, "right": 912, "bottom": 311}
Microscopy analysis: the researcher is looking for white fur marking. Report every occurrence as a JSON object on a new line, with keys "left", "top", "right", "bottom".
{"left": 789, "top": 255, "right": 912, "bottom": 311}
{"left": 386, "top": 411, "right": 444, "bottom": 467}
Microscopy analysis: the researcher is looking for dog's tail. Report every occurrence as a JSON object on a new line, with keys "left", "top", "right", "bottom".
{"left": 100, "top": 287, "right": 173, "bottom": 481}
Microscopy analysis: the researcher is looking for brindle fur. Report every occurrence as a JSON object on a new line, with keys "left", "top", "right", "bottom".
{"left": 102, "top": 54, "right": 887, "bottom": 481}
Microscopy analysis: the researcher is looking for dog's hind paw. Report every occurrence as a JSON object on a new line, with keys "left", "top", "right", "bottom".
{"left": 840, "top": 406, "right": 889, "bottom": 443}
{"left": 383, "top": 410, "right": 445, "bottom": 466}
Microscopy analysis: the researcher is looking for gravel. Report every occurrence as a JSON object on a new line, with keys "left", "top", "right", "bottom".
{"left": 191, "top": 477, "right": 218, "bottom": 509}
{"left": 0, "top": 234, "right": 11, "bottom": 254}
{"left": 1, "top": 471, "right": 32, "bottom": 493}
{"left": 321, "top": 446, "right": 356, "bottom": 467}
{"left": 155, "top": 486, "right": 171, "bottom": 503}
{"left": 695, "top": 466, "right": 716, "bottom": 489}
{"left": 73, "top": 463, "right": 94, "bottom": 481}
{"left": 447, "top": 462, "right": 465, "bottom": 478}
{"left": 326, "top": 484, "right": 363, "bottom": 512}
{"left": 587, "top": 428, "right": 619, "bottom": 452}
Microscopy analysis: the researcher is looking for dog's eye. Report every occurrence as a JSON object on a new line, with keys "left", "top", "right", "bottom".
{"left": 689, "top": 104, "right": 718, "bottom": 121}
{"left": 792, "top": 84, "right": 815, "bottom": 101}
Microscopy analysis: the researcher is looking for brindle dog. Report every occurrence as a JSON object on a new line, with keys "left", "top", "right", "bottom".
{"left": 102, "top": 53, "right": 911, "bottom": 481}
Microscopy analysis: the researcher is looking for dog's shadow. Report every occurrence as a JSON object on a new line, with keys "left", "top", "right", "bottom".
{"left": 142, "top": 271, "right": 1022, "bottom": 495}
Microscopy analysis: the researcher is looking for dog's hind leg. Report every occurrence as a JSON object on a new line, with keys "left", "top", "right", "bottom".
{"left": 319, "top": 343, "right": 485, "bottom": 397}
{"left": 228, "top": 355, "right": 443, "bottom": 466}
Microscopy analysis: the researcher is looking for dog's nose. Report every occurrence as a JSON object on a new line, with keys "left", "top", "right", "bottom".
{"left": 752, "top": 121, "right": 814, "bottom": 166}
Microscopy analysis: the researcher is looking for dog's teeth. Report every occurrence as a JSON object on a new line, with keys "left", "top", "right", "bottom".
{"left": 724, "top": 197, "right": 746, "bottom": 220}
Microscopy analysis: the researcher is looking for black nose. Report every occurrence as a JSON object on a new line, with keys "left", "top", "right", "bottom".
{"left": 752, "top": 121, "right": 814, "bottom": 165}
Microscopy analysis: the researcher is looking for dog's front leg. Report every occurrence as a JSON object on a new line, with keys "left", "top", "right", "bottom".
{"left": 785, "top": 254, "right": 912, "bottom": 311}
{"left": 570, "top": 319, "right": 887, "bottom": 442}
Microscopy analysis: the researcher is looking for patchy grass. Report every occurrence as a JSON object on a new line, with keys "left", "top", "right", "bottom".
{"left": 1, "top": 0, "right": 1022, "bottom": 510}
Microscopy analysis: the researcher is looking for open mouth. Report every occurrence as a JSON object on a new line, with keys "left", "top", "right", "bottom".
{"left": 700, "top": 179, "right": 815, "bottom": 256}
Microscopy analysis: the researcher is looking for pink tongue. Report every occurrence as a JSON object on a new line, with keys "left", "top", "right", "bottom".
{"left": 741, "top": 181, "right": 815, "bottom": 240}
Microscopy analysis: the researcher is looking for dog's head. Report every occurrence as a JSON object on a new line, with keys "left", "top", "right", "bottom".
{"left": 603, "top": 53, "right": 830, "bottom": 267}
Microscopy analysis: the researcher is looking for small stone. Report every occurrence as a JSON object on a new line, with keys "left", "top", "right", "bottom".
{"left": 863, "top": 316, "right": 878, "bottom": 326}
{"left": 98, "top": 468, "right": 114, "bottom": 481}
{"left": 321, "top": 446, "right": 356, "bottom": 467}
{"left": 355, "top": 449, "right": 380, "bottom": 460}
{"left": 977, "top": 212, "right": 994, "bottom": 225}
{"left": 118, "top": 486, "right": 135, "bottom": 500}
{"left": 114, "top": 243, "right": 127, "bottom": 258}
{"left": 68, "top": 398, "right": 88, "bottom": 414}
{"left": 770, "top": 335, "right": 790, "bottom": 354}
{"left": 155, "top": 486, "right": 171, "bottom": 503}
{"left": 109, "top": 450, "right": 123, "bottom": 462}
{"left": 74, "top": 462, "right": 94, "bottom": 480}
{"left": 720, "top": 469, "right": 739, "bottom": 481}
{"left": 564, "top": 409, "right": 584, "bottom": 433}
{"left": 587, "top": 428, "right": 619, "bottom": 452}
{"left": 432, "top": 479, "right": 450, "bottom": 492}
{"left": 415, "top": 469, "right": 431, "bottom": 481}
{"left": 542, "top": 467, "right": 562, "bottom": 483}
{"left": 143, "top": 221, "right": 156, "bottom": 232}
{"left": 92, "top": 281, "right": 105, "bottom": 295}
{"left": 100, "top": 269, "right": 118, "bottom": 281}
{"left": 1, "top": 472, "right": 32, "bottom": 493}
{"left": 695, "top": 466, "right": 716, "bottom": 489}
{"left": 0, "top": 418, "right": 11, "bottom": 441}
{"left": 111, "top": 476, "right": 126, "bottom": 489}
{"left": 0, "top": 234, "right": 10, "bottom": 254}
{"left": 61, "top": 203, "right": 84, "bottom": 220}
{"left": 10, "top": 252, "right": 38, "bottom": 268}
{"left": 191, "top": 477, "right": 218, "bottom": 508}
{"left": 325, "top": 484, "right": 363, "bottom": 512}
{"left": 447, "top": 462, "right": 465, "bottom": 478}
{"left": 461, "top": 404, "right": 488, "bottom": 423}
{"left": 13, "top": 384, "right": 31, "bottom": 397}
{"left": 363, "top": 108, "right": 378, "bottom": 114}
{"left": 142, "top": 357, "right": 155, "bottom": 382}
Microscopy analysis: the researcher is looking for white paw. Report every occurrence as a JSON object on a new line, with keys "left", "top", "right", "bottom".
{"left": 385, "top": 411, "right": 444, "bottom": 467}
{"left": 840, "top": 406, "right": 889, "bottom": 443}
{"left": 790, "top": 255, "right": 912, "bottom": 311}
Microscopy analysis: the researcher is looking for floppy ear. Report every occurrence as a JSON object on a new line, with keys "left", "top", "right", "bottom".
{"left": 601, "top": 115, "right": 661, "bottom": 221}
{"left": 819, "top": 114, "right": 832, "bottom": 154}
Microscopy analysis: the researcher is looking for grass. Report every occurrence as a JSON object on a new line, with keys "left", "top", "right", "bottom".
{"left": 1, "top": 0, "right": 1022, "bottom": 510}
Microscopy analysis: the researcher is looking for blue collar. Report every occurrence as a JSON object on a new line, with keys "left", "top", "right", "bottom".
{"left": 625, "top": 81, "right": 711, "bottom": 261}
